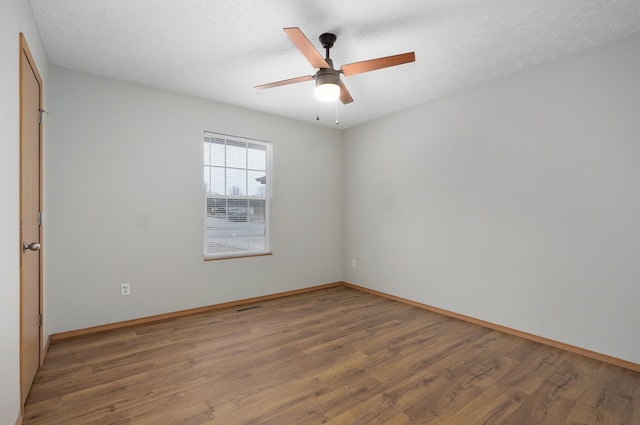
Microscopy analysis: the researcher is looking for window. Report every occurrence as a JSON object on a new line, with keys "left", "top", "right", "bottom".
{"left": 203, "top": 132, "right": 271, "bottom": 260}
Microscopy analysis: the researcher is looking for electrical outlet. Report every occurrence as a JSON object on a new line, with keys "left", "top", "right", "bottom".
{"left": 121, "top": 283, "right": 131, "bottom": 296}
{"left": 352, "top": 260, "right": 356, "bottom": 268}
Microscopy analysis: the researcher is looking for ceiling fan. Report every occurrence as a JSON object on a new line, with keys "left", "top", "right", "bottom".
{"left": 255, "top": 27, "right": 415, "bottom": 104}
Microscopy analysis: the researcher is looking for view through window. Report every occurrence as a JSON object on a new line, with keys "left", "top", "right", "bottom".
{"left": 203, "top": 132, "right": 271, "bottom": 259}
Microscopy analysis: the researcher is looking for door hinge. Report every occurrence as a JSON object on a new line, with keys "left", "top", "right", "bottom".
{"left": 38, "top": 108, "right": 48, "bottom": 124}
{"left": 38, "top": 313, "right": 43, "bottom": 327}
{"left": 38, "top": 211, "right": 43, "bottom": 226}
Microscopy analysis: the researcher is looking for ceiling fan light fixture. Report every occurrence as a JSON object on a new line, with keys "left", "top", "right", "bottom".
{"left": 315, "top": 72, "right": 340, "bottom": 102}
{"left": 315, "top": 82, "right": 340, "bottom": 102}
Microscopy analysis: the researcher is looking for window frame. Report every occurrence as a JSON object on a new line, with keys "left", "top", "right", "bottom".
{"left": 203, "top": 132, "right": 272, "bottom": 261}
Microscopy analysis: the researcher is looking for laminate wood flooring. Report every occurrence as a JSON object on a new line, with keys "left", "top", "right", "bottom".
{"left": 22, "top": 286, "right": 640, "bottom": 424}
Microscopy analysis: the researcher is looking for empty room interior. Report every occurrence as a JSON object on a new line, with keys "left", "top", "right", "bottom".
{"left": 2, "top": 1, "right": 640, "bottom": 424}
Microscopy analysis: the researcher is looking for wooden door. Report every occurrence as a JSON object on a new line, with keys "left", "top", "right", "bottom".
{"left": 19, "top": 33, "right": 43, "bottom": 405}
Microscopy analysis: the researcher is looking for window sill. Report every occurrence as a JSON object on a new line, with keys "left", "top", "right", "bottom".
{"left": 204, "top": 252, "right": 273, "bottom": 262}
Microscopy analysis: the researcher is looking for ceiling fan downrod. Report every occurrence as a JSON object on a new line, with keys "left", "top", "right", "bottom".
{"left": 319, "top": 32, "right": 337, "bottom": 63}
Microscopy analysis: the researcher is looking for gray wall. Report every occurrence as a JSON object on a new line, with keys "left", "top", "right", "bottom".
{"left": 342, "top": 33, "right": 640, "bottom": 364}
{"left": 0, "top": 1, "right": 49, "bottom": 423}
{"left": 48, "top": 66, "right": 343, "bottom": 333}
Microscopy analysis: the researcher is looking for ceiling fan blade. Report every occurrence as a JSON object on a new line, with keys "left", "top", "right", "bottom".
{"left": 341, "top": 52, "right": 415, "bottom": 76}
{"left": 254, "top": 75, "right": 314, "bottom": 90}
{"left": 338, "top": 80, "right": 354, "bottom": 104}
{"left": 284, "top": 27, "right": 330, "bottom": 69}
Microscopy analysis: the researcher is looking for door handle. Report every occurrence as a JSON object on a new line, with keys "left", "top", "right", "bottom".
{"left": 22, "top": 242, "right": 41, "bottom": 253}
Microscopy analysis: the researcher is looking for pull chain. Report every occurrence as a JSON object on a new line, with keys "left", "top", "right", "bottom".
{"left": 315, "top": 101, "right": 340, "bottom": 125}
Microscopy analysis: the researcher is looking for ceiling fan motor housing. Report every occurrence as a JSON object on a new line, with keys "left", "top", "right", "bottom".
{"left": 315, "top": 68, "right": 340, "bottom": 86}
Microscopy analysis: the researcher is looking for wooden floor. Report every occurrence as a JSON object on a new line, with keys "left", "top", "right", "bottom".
{"left": 23, "top": 286, "right": 640, "bottom": 425}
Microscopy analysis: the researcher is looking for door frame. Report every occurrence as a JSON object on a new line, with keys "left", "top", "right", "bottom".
{"left": 19, "top": 32, "right": 44, "bottom": 404}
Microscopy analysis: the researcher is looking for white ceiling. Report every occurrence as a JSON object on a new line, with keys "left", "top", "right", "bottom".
{"left": 30, "top": 0, "right": 640, "bottom": 129}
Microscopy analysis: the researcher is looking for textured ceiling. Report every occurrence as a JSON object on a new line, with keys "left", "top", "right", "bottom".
{"left": 30, "top": 0, "right": 640, "bottom": 129}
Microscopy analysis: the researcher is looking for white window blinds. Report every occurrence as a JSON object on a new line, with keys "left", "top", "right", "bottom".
{"left": 204, "top": 132, "right": 271, "bottom": 259}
